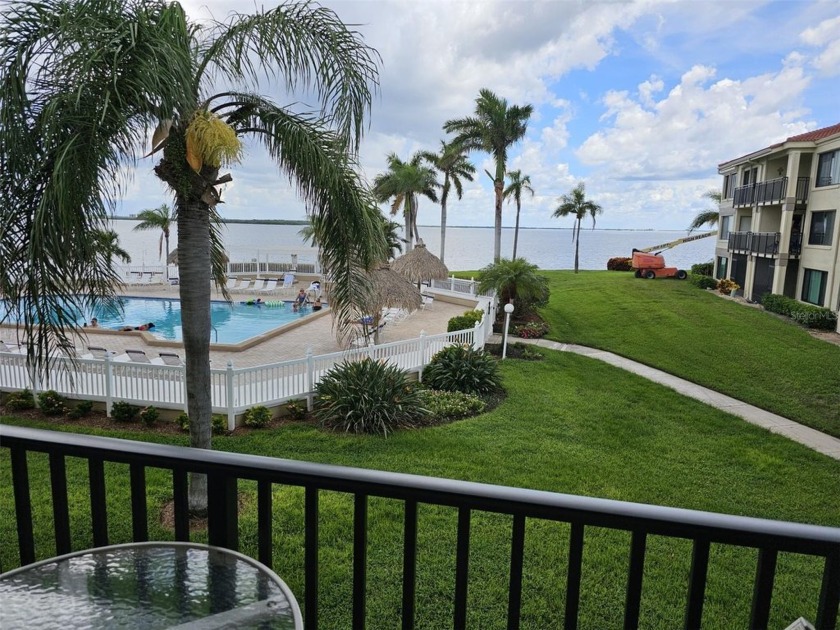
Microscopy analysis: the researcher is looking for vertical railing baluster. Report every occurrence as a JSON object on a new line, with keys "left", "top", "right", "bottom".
{"left": 683, "top": 538, "right": 710, "bottom": 629}
{"left": 11, "top": 446, "right": 35, "bottom": 566}
{"left": 129, "top": 463, "right": 148, "bottom": 542}
{"left": 49, "top": 453, "right": 71, "bottom": 555}
{"left": 564, "top": 522, "right": 585, "bottom": 630}
{"left": 749, "top": 548, "right": 778, "bottom": 630}
{"left": 305, "top": 486, "right": 320, "bottom": 630}
{"left": 258, "top": 479, "right": 273, "bottom": 568}
{"left": 207, "top": 473, "right": 238, "bottom": 551}
{"left": 88, "top": 458, "right": 108, "bottom": 547}
{"left": 816, "top": 549, "right": 840, "bottom": 629}
{"left": 402, "top": 500, "right": 418, "bottom": 630}
{"left": 353, "top": 494, "right": 368, "bottom": 629}
{"left": 454, "top": 507, "right": 471, "bottom": 630}
{"left": 507, "top": 514, "right": 526, "bottom": 630}
{"left": 623, "top": 530, "right": 647, "bottom": 630}
{"left": 172, "top": 469, "right": 190, "bottom": 542}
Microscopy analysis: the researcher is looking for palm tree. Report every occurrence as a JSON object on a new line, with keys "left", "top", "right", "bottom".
{"left": 134, "top": 203, "right": 174, "bottom": 264}
{"left": 1, "top": 0, "right": 384, "bottom": 513}
{"left": 372, "top": 152, "right": 439, "bottom": 252}
{"left": 688, "top": 189, "right": 722, "bottom": 233}
{"left": 419, "top": 141, "right": 474, "bottom": 264}
{"left": 477, "top": 257, "right": 549, "bottom": 315}
{"left": 503, "top": 170, "right": 534, "bottom": 260}
{"left": 444, "top": 89, "right": 533, "bottom": 263}
{"left": 552, "top": 183, "right": 603, "bottom": 274}
{"left": 93, "top": 230, "right": 132, "bottom": 265}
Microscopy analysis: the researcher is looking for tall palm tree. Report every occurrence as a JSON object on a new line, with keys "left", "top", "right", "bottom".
{"left": 553, "top": 183, "right": 603, "bottom": 274}
{"left": 444, "top": 89, "right": 533, "bottom": 263}
{"left": 688, "top": 189, "right": 722, "bottom": 233}
{"left": 420, "top": 140, "right": 474, "bottom": 264}
{"left": 1, "top": 0, "right": 384, "bottom": 513}
{"left": 134, "top": 203, "right": 174, "bottom": 263}
{"left": 503, "top": 170, "right": 534, "bottom": 260}
{"left": 372, "top": 152, "right": 439, "bottom": 253}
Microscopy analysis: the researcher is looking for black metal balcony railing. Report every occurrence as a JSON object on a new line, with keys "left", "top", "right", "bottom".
{"left": 727, "top": 231, "right": 802, "bottom": 257}
{"left": 755, "top": 177, "right": 787, "bottom": 205}
{"left": 2, "top": 426, "right": 839, "bottom": 630}
{"left": 796, "top": 177, "right": 810, "bottom": 203}
{"left": 733, "top": 183, "right": 755, "bottom": 207}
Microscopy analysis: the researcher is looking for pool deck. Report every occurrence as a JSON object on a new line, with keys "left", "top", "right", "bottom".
{"left": 34, "top": 283, "right": 473, "bottom": 368}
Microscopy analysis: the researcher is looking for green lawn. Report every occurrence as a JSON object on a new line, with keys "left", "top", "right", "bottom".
{"left": 3, "top": 349, "right": 839, "bottom": 628}
{"left": 532, "top": 271, "right": 840, "bottom": 438}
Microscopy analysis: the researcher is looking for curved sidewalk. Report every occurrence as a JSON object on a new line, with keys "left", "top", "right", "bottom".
{"left": 496, "top": 336, "right": 840, "bottom": 461}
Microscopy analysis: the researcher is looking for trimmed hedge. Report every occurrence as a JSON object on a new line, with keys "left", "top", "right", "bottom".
{"left": 688, "top": 273, "right": 717, "bottom": 290}
{"left": 761, "top": 293, "right": 838, "bottom": 330}
{"left": 691, "top": 262, "right": 714, "bottom": 276}
{"left": 447, "top": 309, "right": 484, "bottom": 332}
{"left": 607, "top": 257, "right": 633, "bottom": 271}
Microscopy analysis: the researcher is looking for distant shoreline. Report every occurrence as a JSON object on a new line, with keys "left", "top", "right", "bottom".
{"left": 113, "top": 216, "right": 309, "bottom": 226}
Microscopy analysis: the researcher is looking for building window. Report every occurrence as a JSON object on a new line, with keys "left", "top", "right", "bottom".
{"left": 719, "top": 216, "right": 731, "bottom": 239}
{"left": 723, "top": 174, "right": 736, "bottom": 199}
{"left": 802, "top": 269, "right": 827, "bottom": 306}
{"left": 808, "top": 210, "right": 835, "bottom": 246}
{"left": 716, "top": 256, "right": 728, "bottom": 279}
{"left": 816, "top": 150, "right": 839, "bottom": 187}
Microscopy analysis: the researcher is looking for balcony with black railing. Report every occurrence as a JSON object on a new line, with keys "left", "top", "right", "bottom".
{"left": 755, "top": 177, "right": 787, "bottom": 205}
{"left": 727, "top": 231, "right": 803, "bottom": 257}
{"left": 796, "top": 177, "right": 810, "bottom": 203}
{"left": 2, "top": 425, "right": 839, "bottom": 630}
{"left": 733, "top": 183, "right": 755, "bottom": 208}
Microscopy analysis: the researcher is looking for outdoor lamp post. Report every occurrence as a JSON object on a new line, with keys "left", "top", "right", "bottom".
{"left": 502, "top": 301, "right": 515, "bottom": 359}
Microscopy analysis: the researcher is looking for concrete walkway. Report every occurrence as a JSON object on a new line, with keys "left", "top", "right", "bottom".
{"left": 493, "top": 336, "right": 840, "bottom": 461}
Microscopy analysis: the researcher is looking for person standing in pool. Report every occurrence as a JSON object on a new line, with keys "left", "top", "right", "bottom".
{"left": 296, "top": 289, "right": 308, "bottom": 307}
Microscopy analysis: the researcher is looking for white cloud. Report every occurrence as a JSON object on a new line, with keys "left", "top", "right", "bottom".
{"left": 800, "top": 15, "right": 840, "bottom": 76}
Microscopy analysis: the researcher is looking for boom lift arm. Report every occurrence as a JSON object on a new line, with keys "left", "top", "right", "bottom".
{"left": 634, "top": 231, "right": 716, "bottom": 255}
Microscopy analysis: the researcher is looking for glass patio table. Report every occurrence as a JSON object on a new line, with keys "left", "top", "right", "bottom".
{"left": 0, "top": 541, "right": 302, "bottom": 629}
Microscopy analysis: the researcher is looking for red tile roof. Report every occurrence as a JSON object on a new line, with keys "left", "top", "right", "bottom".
{"left": 721, "top": 122, "right": 840, "bottom": 167}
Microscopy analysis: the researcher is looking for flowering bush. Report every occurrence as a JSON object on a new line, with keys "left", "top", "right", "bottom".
{"left": 38, "top": 390, "right": 67, "bottom": 416}
{"left": 515, "top": 321, "right": 549, "bottom": 338}
{"left": 716, "top": 278, "right": 740, "bottom": 295}
{"left": 416, "top": 389, "right": 486, "bottom": 421}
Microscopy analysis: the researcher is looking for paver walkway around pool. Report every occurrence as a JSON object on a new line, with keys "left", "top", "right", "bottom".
{"left": 493, "top": 335, "right": 840, "bottom": 461}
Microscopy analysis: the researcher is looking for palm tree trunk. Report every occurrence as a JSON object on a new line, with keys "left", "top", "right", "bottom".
{"left": 493, "top": 180, "right": 504, "bottom": 262}
{"left": 176, "top": 197, "right": 213, "bottom": 516}
{"left": 574, "top": 218, "right": 581, "bottom": 274}
{"left": 439, "top": 198, "right": 447, "bottom": 264}
{"left": 512, "top": 201, "right": 521, "bottom": 259}
{"left": 404, "top": 199, "right": 413, "bottom": 253}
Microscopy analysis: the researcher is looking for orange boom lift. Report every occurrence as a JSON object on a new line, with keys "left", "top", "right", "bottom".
{"left": 631, "top": 231, "right": 715, "bottom": 279}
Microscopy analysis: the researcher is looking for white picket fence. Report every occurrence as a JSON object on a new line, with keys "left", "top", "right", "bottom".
{"left": 0, "top": 307, "right": 494, "bottom": 430}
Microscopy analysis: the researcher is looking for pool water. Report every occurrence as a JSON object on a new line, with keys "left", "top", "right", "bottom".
{"left": 86, "top": 297, "right": 319, "bottom": 344}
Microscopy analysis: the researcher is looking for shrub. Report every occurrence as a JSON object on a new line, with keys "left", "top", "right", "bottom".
{"left": 716, "top": 278, "right": 739, "bottom": 295}
{"left": 514, "top": 321, "right": 549, "bottom": 339}
{"left": 286, "top": 399, "right": 307, "bottom": 420}
{"left": 75, "top": 400, "right": 94, "bottom": 415}
{"left": 176, "top": 412, "right": 190, "bottom": 432}
{"left": 417, "top": 389, "right": 486, "bottom": 421}
{"left": 111, "top": 400, "right": 139, "bottom": 422}
{"left": 4, "top": 388, "right": 35, "bottom": 411}
{"left": 212, "top": 414, "right": 228, "bottom": 434}
{"left": 447, "top": 309, "right": 484, "bottom": 332}
{"left": 607, "top": 257, "right": 633, "bottom": 271}
{"left": 761, "top": 293, "right": 838, "bottom": 330}
{"left": 314, "top": 358, "right": 428, "bottom": 435}
{"left": 423, "top": 345, "right": 501, "bottom": 396}
{"left": 688, "top": 273, "right": 718, "bottom": 290}
{"left": 244, "top": 406, "right": 272, "bottom": 428}
{"left": 38, "top": 390, "right": 67, "bottom": 416}
{"left": 690, "top": 261, "right": 714, "bottom": 276}
{"left": 139, "top": 406, "right": 159, "bottom": 427}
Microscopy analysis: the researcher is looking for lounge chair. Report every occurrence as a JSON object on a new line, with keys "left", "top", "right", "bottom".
{"left": 86, "top": 346, "right": 111, "bottom": 359}
{"left": 224, "top": 277, "right": 239, "bottom": 290}
{"left": 257, "top": 278, "right": 279, "bottom": 294}
{"left": 0, "top": 340, "right": 23, "bottom": 354}
{"left": 126, "top": 349, "right": 151, "bottom": 363}
{"left": 236, "top": 279, "right": 252, "bottom": 292}
{"left": 250, "top": 279, "right": 267, "bottom": 293}
{"left": 58, "top": 343, "right": 77, "bottom": 358}
{"left": 158, "top": 352, "right": 184, "bottom": 366}
{"left": 421, "top": 295, "right": 434, "bottom": 310}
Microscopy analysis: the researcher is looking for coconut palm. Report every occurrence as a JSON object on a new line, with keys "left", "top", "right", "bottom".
{"left": 134, "top": 203, "right": 174, "bottom": 263}
{"left": 372, "top": 152, "right": 439, "bottom": 252}
{"left": 419, "top": 140, "right": 475, "bottom": 264}
{"left": 503, "top": 170, "right": 534, "bottom": 260}
{"left": 444, "top": 89, "right": 533, "bottom": 263}
{"left": 477, "top": 257, "right": 549, "bottom": 315}
{"left": 688, "top": 189, "right": 722, "bottom": 233}
{"left": 553, "top": 183, "right": 603, "bottom": 274}
{"left": 93, "top": 230, "right": 132, "bottom": 265}
{"left": 1, "top": 0, "right": 383, "bottom": 513}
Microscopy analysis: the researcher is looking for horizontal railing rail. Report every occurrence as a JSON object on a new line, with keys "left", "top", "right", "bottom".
{"left": 2, "top": 425, "right": 838, "bottom": 630}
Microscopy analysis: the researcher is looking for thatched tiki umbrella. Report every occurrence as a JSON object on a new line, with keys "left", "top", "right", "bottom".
{"left": 363, "top": 262, "right": 422, "bottom": 344}
{"left": 391, "top": 241, "right": 449, "bottom": 289}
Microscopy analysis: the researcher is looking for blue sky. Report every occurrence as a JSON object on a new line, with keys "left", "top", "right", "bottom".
{"left": 119, "top": 0, "right": 840, "bottom": 230}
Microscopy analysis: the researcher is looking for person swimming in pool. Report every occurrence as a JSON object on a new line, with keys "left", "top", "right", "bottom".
{"left": 296, "top": 289, "right": 308, "bottom": 306}
{"left": 120, "top": 322, "right": 155, "bottom": 332}
{"left": 241, "top": 298, "right": 264, "bottom": 306}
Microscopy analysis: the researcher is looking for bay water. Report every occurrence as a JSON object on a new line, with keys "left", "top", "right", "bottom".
{"left": 110, "top": 220, "right": 717, "bottom": 273}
